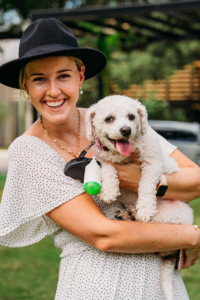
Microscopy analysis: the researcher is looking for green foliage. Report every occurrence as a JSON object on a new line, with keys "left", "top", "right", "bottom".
{"left": 109, "top": 40, "right": 200, "bottom": 90}
{"left": 141, "top": 98, "right": 188, "bottom": 122}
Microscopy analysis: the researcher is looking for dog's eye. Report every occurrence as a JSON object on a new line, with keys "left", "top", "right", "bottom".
{"left": 128, "top": 114, "right": 135, "bottom": 121}
{"left": 105, "top": 116, "right": 114, "bottom": 123}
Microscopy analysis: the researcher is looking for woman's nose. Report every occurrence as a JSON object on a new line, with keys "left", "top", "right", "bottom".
{"left": 47, "top": 81, "right": 61, "bottom": 98}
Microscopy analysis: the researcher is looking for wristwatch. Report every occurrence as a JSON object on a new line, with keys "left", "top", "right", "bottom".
{"left": 156, "top": 174, "right": 168, "bottom": 197}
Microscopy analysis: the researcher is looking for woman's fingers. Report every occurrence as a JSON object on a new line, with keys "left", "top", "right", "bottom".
{"left": 131, "top": 149, "right": 139, "bottom": 163}
{"left": 181, "top": 249, "right": 200, "bottom": 269}
{"left": 104, "top": 149, "right": 141, "bottom": 192}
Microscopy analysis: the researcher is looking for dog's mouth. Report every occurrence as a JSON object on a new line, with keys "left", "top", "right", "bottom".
{"left": 95, "top": 135, "right": 132, "bottom": 156}
{"left": 107, "top": 136, "right": 132, "bottom": 156}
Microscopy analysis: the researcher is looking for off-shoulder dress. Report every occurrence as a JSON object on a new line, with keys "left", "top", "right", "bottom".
{"left": 0, "top": 135, "right": 189, "bottom": 300}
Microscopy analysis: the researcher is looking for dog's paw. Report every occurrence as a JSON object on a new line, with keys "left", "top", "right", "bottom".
{"left": 126, "top": 206, "right": 136, "bottom": 221}
{"left": 114, "top": 208, "right": 131, "bottom": 221}
{"left": 136, "top": 207, "right": 156, "bottom": 223}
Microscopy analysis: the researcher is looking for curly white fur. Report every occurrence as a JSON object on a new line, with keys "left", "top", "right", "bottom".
{"left": 85, "top": 95, "right": 193, "bottom": 300}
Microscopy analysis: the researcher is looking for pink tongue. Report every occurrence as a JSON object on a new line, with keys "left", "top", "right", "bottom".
{"left": 116, "top": 140, "right": 132, "bottom": 156}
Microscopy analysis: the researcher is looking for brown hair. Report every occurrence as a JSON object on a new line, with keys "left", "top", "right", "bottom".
{"left": 19, "top": 56, "right": 84, "bottom": 91}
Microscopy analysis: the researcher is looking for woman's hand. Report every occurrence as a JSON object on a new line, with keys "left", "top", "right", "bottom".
{"left": 105, "top": 150, "right": 141, "bottom": 192}
{"left": 182, "top": 248, "right": 200, "bottom": 269}
{"left": 182, "top": 226, "right": 200, "bottom": 269}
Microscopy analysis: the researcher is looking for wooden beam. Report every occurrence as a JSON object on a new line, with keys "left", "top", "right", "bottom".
{"left": 30, "top": 0, "right": 200, "bottom": 22}
{"left": 143, "top": 15, "right": 200, "bottom": 38}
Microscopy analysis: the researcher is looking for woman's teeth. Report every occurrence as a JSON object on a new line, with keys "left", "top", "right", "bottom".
{"left": 45, "top": 99, "right": 65, "bottom": 108}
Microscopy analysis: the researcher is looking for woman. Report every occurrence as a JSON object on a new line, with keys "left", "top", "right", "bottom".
{"left": 0, "top": 18, "right": 200, "bottom": 300}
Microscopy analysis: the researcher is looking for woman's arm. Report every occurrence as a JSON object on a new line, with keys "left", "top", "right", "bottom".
{"left": 46, "top": 192, "right": 200, "bottom": 254}
{"left": 164, "top": 149, "right": 200, "bottom": 202}
{"left": 107, "top": 149, "right": 200, "bottom": 202}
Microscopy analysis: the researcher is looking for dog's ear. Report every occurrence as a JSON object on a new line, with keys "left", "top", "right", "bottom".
{"left": 85, "top": 104, "right": 96, "bottom": 141}
{"left": 135, "top": 100, "right": 148, "bottom": 135}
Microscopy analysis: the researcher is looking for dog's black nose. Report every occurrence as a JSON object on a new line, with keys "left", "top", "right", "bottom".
{"left": 120, "top": 127, "right": 131, "bottom": 137}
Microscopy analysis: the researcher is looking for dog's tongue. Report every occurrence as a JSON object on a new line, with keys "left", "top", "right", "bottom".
{"left": 116, "top": 140, "right": 132, "bottom": 156}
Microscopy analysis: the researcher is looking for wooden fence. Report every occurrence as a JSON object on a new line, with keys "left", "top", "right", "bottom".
{"left": 110, "top": 61, "right": 200, "bottom": 102}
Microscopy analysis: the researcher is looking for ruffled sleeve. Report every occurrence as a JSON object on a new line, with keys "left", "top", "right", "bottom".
{"left": 0, "top": 136, "right": 85, "bottom": 247}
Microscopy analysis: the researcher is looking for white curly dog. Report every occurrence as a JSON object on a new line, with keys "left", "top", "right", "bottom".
{"left": 85, "top": 95, "right": 193, "bottom": 300}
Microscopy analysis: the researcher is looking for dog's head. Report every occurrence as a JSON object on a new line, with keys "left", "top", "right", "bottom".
{"left": 85, "top": 95, "right": 148, "bottom": 156}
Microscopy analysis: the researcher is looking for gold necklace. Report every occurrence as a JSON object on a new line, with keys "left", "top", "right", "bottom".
{"left": 40, "top": 109, "right": 81, "bottom": 158}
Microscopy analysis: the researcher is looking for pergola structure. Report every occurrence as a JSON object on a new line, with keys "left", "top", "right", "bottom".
{"left": 28, "top": 0, "right": 200, "bottom": 122}
{"left": 2, "top": 0, "right": 200, "bottom": 122}
{"left": 2, "top": 0, "right": 200, "bottom": 47}
{"left": 29, "top": 0, "right": 200, "bottom": 51}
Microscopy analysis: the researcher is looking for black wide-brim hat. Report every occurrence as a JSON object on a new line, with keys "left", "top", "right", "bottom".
{"left": 0, "top": 18, "right": 107, "bottom": 89}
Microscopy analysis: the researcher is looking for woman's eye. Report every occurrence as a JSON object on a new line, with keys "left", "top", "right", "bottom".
{"left": 59, "top": 74, "right": 70, "bottom": 79}
{"left": 128, "top": 114, "right": 135, "bottom": 121}
{"left": 105, "top": 116, "right": 114, "bottom": 123}
{"left": 33, "top": 77, "right": 45, "bottom": 82}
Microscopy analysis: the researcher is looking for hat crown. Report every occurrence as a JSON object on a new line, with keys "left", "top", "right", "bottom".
{"left": 19, "top": 18, "right": 79, "bottom": 58}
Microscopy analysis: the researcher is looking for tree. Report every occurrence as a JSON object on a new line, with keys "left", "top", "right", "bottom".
{"left": 0, "top": 0, "right": 66, "bottom": 19}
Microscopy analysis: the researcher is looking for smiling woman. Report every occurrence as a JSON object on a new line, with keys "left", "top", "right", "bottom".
{"left": 0, "top": 18, "right": 200, "bottom": 300}
{"left": 23, "top": 56, "right": 85, "bottom": 128}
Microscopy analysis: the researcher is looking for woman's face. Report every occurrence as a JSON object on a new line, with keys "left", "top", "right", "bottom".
{"left": 25, "top": 56, "right": 85, "bottom": 124}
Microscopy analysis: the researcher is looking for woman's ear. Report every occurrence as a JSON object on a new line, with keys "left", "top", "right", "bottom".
{"left": 79, "top": 65, "right": 85, "bottom": 85}
{"left": 85, "top": 104, "right": 96, "bottom": 141}
{"left": 135, "top": 100, "right": 148, "bottom": 135}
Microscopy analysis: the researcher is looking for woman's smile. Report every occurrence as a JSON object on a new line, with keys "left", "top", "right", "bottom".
{"left": 44, "top": 98, "right": 67, "bottom": 111}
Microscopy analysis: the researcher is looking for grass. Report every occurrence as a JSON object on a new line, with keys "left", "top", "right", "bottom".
{"left": 0, "top": 174, "right": 6, "bottom": 199}
{"left": 181, "top": 198, "right": 200, "bottom": 300}
{"left": 0, "top": 175, "right": 199, "bottom": 299}
{"left": 0, "top": 175, "right": 61, "bottom": 300}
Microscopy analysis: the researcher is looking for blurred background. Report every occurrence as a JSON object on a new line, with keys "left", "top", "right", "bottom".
{"left": 0, "top": 0, "right": 200, "bottom": 300}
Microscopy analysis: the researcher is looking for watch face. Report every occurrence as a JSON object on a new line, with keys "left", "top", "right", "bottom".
{"left": 156, "top": 185, "right": 168, "bottom": 197}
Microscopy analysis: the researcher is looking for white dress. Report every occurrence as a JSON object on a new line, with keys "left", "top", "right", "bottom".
{"left": 0, "top": 135, "right": 189, "bottom": 300}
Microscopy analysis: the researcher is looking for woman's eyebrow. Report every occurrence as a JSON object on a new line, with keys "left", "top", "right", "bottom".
{"left": 30, "top": 73, "right": 44, "bottom": 77}
{"left": 30, "top": 69, "right": 72, "bottom": 77}
{"left": 57, "top": 68, "right": 72, "bottom": 73}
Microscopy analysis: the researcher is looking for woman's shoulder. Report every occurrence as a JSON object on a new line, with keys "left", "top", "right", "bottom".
{"left": 9, "top": 135, "right": 45, "bottom": 155}
{"left": 8, "top": 135, "right": 64, "bottom": 168}
{"left": 9, "top": 135, "right": 36, "bottom": 154}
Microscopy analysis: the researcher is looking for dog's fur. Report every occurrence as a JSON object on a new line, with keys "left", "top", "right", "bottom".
{"left": 85, "top": 95, "right": 193, "bottom": 300}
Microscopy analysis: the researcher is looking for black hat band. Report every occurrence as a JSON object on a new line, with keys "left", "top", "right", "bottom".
{"left": 20, "top": 44, "right": 79, "bottom": 58}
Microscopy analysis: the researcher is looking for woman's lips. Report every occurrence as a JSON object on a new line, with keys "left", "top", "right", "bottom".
{"left": 43, "top": 98, "right": 67, "bottom": 111}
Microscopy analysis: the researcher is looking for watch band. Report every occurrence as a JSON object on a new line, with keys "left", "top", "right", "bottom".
{"left": 156, "top": 174, "right": 168, "bottom": 197}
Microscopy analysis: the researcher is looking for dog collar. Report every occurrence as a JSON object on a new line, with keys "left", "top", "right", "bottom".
{"left": 94, "top": 135, "right": 109, "bottom": 152}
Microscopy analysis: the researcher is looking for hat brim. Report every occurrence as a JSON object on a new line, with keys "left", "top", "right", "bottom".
{"left": 0, "top": 45, "right": 107, "bottom": 89}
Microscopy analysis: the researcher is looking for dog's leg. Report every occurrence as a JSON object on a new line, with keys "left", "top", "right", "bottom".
{"left": 136, "top": 162, "right": 162, "bottom": 222}
{"left": 99, "top": 162, "right": 121, "bottom": 203}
